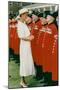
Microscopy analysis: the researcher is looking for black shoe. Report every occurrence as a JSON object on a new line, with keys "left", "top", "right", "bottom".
{"left": 51, "top": 81, "right": 58, "bottom": 86}
{"left": 35, "top": 65, "right": 44, "bottom": 80}
{"left": 14, "top": 54, "right": 20, "bottom": 63}
{"left": 43, "top": 72, "right": 52, "bottom": 86}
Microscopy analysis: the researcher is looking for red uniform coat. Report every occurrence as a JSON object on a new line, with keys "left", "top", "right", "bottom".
{"left": 42, "top": 23, "right": 58, "bottom": 74}
{"left": 28, "top": 20, "right": 42, "bottom": 65}
{"left": 37, "top": 24, "right": 47, "bottom": 67}
{"left": 52, "top": 34, "right": 58, "bottom": 81}
{"left": 9, "top": 21, "right": 20, "bottom": 54}
{"left": 13, "top": 26, "right": 20, "bottom": 55}
{"left": 9, "top": 22, "right": 15, "bottom": 50}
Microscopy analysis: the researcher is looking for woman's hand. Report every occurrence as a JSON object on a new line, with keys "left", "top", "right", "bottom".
{"left": 21, "top": 35, "right": 34, "bottom": 41}
{"left": 29, "top": 35, "right": 34, "bottom": 40}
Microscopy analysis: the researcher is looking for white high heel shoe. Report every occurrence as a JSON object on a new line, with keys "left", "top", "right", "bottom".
{"left": 20, "top": 82, "right": 28, "bottom": 88}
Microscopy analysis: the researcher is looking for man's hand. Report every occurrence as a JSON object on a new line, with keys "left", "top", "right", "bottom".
{"left": 54, "top": 34, "right": 58, "bottom": 39}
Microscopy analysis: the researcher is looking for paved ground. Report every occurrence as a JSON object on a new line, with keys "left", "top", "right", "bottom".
{"left": 8, "top": 60, "right": 46, "bottom": 89}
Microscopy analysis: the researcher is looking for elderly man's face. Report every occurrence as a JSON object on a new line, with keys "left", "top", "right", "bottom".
{"left": 21, "top": 12, "right": 28, "bottom": 21}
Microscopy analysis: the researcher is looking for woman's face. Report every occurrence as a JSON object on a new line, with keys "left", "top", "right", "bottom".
{"left": 25, "top": 16, "right": 32, "bottom": 24}
{"left": 21, "top": 12, "right": 28, "bottom": 21}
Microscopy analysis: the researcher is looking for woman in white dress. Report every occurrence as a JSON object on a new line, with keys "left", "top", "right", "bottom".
{"left": 17, "top": 8, "right": 35, "bottom": 87}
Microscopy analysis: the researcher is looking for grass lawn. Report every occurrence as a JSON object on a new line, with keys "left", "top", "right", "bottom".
{"left": 8, "top": 60, "right": 45, "bottom": 89}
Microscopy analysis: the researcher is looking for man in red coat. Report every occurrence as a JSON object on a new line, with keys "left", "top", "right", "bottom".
{"left": 9, "top": 18, "right": 20, "bottom": 63}
{"left": 46, "top": 15, "right": 58, "bottom": 85}
{"left": 32, "top": 15, "right": 45, "bottom": 80}
{"left": 13, "top": 20, "right": 20, "bottom": 55}
{"left": 36, "top": 17, "right": 49, "bottom": 80}
{"left": 9, "top": 18, "right": 16, "bottom": 52}
{"left": 25, "top": 15, "right": 42, "bottom": 65}
{"left": 25, "top": 15, "right": 43, "bottom": 80}
{"left": 37, "top": 17, "right": 48, "bottom": 67}
{"left": 40, "top": 15, "right": 58, "bottom": 85}
{"left": 9, "top": 18, "right": 15, "bottom": 58}
{"left": 52, "top": 35, "right": 58, "bottom": 82}
{"left": 9, "top": 19, "right": 14, "bottom": 61}
{"left": 31, "top": 14, "right": 42, "bottom": 65}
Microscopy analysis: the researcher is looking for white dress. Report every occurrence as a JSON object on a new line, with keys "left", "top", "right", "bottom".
{"left": 17, "top": 21, "right": 35, "bottom": 76}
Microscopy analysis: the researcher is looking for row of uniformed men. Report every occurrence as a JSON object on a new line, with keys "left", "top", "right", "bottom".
{"left": 9, "top": 14, "right": 58, "bottom": 81}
